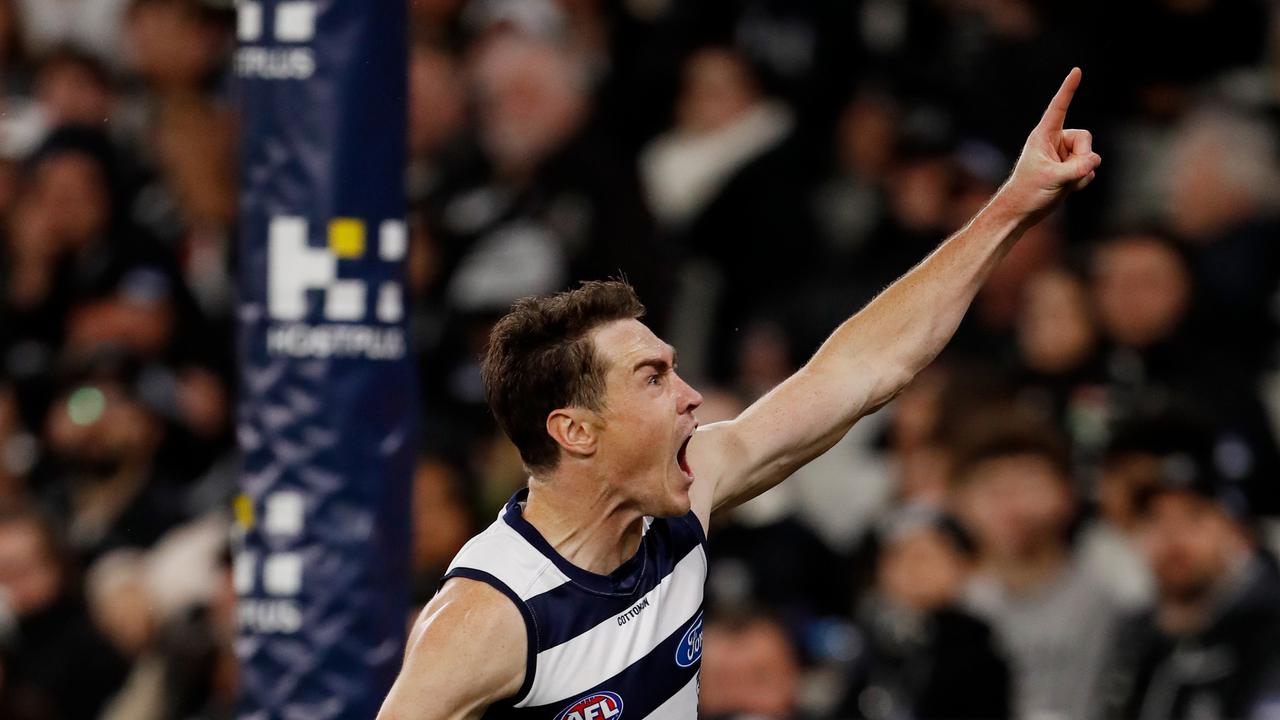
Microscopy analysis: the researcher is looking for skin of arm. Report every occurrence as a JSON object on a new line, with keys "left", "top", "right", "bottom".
{"left": 688, "top": 68, "right": 1101, "bottom": 526}
{"left": 375, "top": 578, "right": 527, "bottom": 720}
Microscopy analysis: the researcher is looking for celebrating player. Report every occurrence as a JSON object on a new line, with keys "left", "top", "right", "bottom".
{"left": 378, "top": 68, "right": 1101, "bottom": 720}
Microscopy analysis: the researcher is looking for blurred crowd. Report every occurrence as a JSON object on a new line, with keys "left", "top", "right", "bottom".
{"left": 1, "top": 0, "right": 1280, "bottom": 718}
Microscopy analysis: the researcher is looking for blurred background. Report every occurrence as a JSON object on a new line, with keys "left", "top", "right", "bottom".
{"left": 2, "top": 0, "right": 1280, "bottom": 718}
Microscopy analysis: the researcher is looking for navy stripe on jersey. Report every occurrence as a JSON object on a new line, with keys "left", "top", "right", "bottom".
{"left": 441, "top": 567, "right": 539, "bottom": 704}
{"left": 525, "top": 514, "right": 705, "bottom": 651}
{"left": 519, "top": 603, "right": 705, "bottom": 719}
{"left": 500, "top": 491, "right": 705, "bottom": 596}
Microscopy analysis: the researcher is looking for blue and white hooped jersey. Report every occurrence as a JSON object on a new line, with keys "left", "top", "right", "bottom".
{"left": 442, "top": 488, "right": 707, "bottom": 719}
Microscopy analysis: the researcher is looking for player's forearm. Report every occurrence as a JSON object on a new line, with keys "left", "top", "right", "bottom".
{"left": 804, "top": 190, "right": 1030, "bottom": 415}
{"left": 705, "top": 71, "right": 1095, "bottom": 512}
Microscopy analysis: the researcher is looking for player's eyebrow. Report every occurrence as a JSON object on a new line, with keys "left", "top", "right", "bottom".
{"left": 632, "top": 345, "right": 677, "bottom": 373}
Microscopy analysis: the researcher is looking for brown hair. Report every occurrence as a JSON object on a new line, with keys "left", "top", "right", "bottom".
{"left": 481, "top": 280, "right": 645, "bottom": 473}
{"left": 949, "top": 405, "right": 1071, "bottom": 486}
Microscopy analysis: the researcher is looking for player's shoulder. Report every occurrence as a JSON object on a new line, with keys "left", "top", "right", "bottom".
{"left": 398, "top": 577, "right": 528, "bottom": 706}
{"left": 378, "top": 579, "right": 526, "bottom": 718}
{"left": 414, "top": 575, "right": 527, "bottom": 647}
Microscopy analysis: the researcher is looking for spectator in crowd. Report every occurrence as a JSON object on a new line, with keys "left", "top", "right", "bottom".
{"left": 1106, "top": 433, "right": 1280, "bottom": 719}
{"left": 1, "top": 126, "right": 173, "bottom": 362}
{"left": 1165, "top": 107, "right": 1280, "bottom": 364}
{"left": 146, "top": 95, "right": 237, "bottom": 326}
{"left": 641, "top": 45, "right": 814, "bottom": 382}
{"left": 811, "top": 91, "right": 897, "bottom": 266}
{"left": 838, "top": 505, "right": 1010, "bottom": 720}
{"left": 32, "top": 46, "right": 116, "bottom": 130}
{"left": 41, "top": 355, "right": 185, "bottom": 565}
{"left": 886, "top": 363, "right": 955, "bottom": 510}
{"left": 431, "top": 30, "right": 662, "bottom": 314}
{"left": 700, "top": 610, "right": 804, "bottom": 720}
{"left": 951, "top": 410, "right": 1122, "bottom": 720}
{"left": 416, "top": 29, "right": 665, "bottom": 479}
{"left": 406, "top": 38, "right": 468, "bottom": 203}
{"left": 0, "top": 503, "right": 128, "bottom": 720}
{"left": 707, "top": 497, "right": 851, "bottom": 624}
{"left": 122, "top": 0, "right": 229, "bottom": 97}
{"left": 1010, "top": 266, "right": 1110, "bottom": 466}
{"left": 87, "top": 518, "right": 236, "bottom": 720}
{"left": 1075, "top": 415, "right": 1169, "bottom": 611}
{"left": 1090, "top": 231, "right": 1280, "bottom": 512}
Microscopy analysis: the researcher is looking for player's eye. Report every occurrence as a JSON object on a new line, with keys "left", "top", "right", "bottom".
{"left": 647, "top": 373, "right": 662, "bottom": 386}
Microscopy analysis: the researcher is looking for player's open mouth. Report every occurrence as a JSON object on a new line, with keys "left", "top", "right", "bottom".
{"left": 676, "top": 435, "right": 693, "bottom": 480}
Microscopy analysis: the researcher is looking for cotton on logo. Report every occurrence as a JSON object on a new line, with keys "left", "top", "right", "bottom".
{"left": 267, "top": 216, "right": 405, "bottom": 323}
{"left": 553, "top": 692, "right": 623, "bottom": 720}
{"left": 237, "top": 1, "right": 315, "bottom": 43}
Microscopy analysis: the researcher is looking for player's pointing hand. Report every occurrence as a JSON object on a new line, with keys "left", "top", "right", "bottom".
{"left": 999, "top": 67, "right": 1102, "bottom": 224}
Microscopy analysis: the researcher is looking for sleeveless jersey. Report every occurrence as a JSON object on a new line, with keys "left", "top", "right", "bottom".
{"left": 442, "top": 488, "right": 708, "bottom": 719}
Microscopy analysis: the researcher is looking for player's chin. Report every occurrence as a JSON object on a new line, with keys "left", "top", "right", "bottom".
{"left": 655, "top": 480, "right": 692, "bottom": 517}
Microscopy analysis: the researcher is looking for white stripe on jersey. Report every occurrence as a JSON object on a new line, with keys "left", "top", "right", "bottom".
{"left": 447, "top": 519, "right": 569, "bottom": 599}
{"left": 519, "top": 547, "right": 706, "bottom": 705}
{"left": 643, "top": 674, "right": 700, "bottom": 719}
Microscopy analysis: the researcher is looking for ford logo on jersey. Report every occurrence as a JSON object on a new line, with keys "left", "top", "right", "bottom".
{"left": 675, "top": 612, "right": 704, "bottom": 668}
{"left": 554, "top": 691, "right": 623, "bottom": 720}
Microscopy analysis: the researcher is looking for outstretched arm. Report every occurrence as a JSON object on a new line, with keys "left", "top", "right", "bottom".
{"left": 687, "top": 68, "right": 1100, "bottom": 524}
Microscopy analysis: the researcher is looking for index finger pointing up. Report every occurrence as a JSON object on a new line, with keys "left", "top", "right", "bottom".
{"left": 1038, "top": 67, "right": 1082, "bottom": 132}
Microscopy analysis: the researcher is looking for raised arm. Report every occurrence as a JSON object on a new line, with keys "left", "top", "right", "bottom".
{"left": 688, "top": 68, "right": 1100, "bottom": 523}
{"left": 376, "top": 578, "right": 527, "bottom": 720}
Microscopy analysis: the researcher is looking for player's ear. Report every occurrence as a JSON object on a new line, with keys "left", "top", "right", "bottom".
{"left": 546, "top": 407, "right": 599, "bottom": 461}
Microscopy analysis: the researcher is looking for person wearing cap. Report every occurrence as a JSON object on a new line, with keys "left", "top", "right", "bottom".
{"left": 1105, "top": 438, "right": 1280, "bottom": 720}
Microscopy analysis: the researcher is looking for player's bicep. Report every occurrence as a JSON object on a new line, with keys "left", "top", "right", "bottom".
{"left": 688, "top": 366, "right": 873, "bottom": 520}
{"left": 686, "top": 419, "right": 773, "bottom": 527}
{"left": 377, "top": 578, "right": 527, "bottom": 720}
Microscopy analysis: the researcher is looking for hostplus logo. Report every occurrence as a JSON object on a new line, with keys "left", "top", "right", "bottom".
{"left": 264, "top": 216, "right": 408, "bottom": 360}
{"left": 235, "top": 0, "right": 317, "bottom": 80}
{"left": 234, "top": 491, "right": 306, "bottom": 634}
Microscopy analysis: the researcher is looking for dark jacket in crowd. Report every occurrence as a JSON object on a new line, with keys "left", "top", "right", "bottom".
{"left": 838, "top": 603, "right": 1011, "bottom": 720}
{"left": 1106, "top": 555, "right": 1280, "bottom": 720}
{"left": 0, "top": 595, "right": 129, "bottom": 720}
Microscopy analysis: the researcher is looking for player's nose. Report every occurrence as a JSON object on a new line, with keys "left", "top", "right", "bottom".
{"left": 677, "top": 374, "right": 703, "bottom": 414}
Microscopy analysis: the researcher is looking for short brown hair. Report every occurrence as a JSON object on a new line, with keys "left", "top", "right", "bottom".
{"left": 949, "top": 406, "right": 1071, "bottom": 486}
{"left": 481, "top": 280, "right": 645, "bottom": 473}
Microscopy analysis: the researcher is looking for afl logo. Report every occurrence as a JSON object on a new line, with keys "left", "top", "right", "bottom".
{"left": 554, "top": 691, "right": 623, "bottom": 720}
{"left": 675, "top": 612, "right": 704, "bottom": 668}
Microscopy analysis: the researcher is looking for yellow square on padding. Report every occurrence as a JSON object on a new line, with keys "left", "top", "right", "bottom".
{"left": 328, "top": 218, "right": 366, "bottom": 258}
{"left": 234, "top": 493, "right": 255, "bottom": 530}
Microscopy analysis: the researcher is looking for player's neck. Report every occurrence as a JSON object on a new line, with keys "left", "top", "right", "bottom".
{"left": 522, "top": 475, "right": 647, "bottom": 577}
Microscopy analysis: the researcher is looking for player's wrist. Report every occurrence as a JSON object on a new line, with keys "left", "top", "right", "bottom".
{"left": 986, "top": 183, "right": 1041, "bottom": 233}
